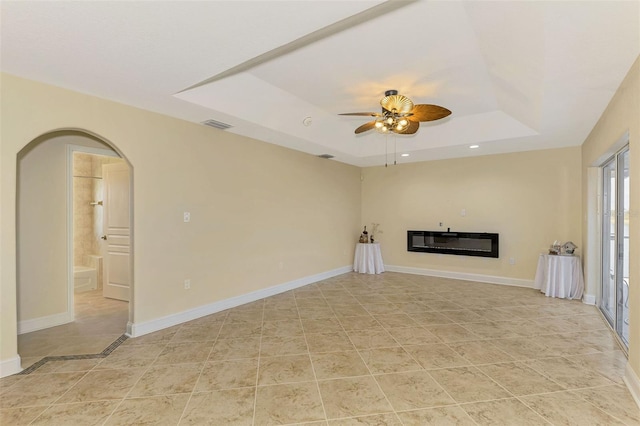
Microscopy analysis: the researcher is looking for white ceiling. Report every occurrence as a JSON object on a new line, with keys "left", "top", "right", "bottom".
{"left": 2, "top": 1, "right": 639, "bottom": 167}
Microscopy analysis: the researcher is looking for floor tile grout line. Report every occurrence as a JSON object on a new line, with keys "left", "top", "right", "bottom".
{"left": 334, "top": 284, "right": 411, "bottom": 426}
{"left": 404, "top": 352, "right": 468, "bottom": 416}
{"left": 299, "top": 284, "right": 336, "bottom": 423}
{"left": 523, "top": 355, "right": 617, "bottom": 391}
{"left": 355, "top": 285, "right": 480, "bottom": 415}
{"left": 250, "top": 299, "right": 266, "bottom": 426}
{"left": 101, "top": 323, "right": 189, "bottom": 425}
{"left": 520, "top": 358, "right": 585, "bottom": 390}
{"left": 513, "top": 393, "right": 572, "bottom": 425}
{"left": 27, "top": 334, "right": 127, "bottom": 424}
{"left": 25, "top": 367, "right": 96, "bottom": 426}
{"left": 566, "top": 389, "right": 638, "bottom": 424}
{"left": 172, "top": 312, "right": 226, "bottom": 426}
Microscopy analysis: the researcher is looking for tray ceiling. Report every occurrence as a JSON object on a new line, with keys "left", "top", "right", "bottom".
{"left": 2, "top": 1, "right": 638, "bottom": 166}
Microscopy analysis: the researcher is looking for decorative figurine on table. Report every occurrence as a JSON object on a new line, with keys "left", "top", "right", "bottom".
{"left": 359, "top": 226, "right": 369, "bottom": 243}
{"left": 549, "top": 240, "right": 562, "bottom": 255}
{"left": 562, "top": 241, "right": 577, "bottom": 255}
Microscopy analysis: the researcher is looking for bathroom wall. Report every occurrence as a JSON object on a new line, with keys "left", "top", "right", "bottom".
{"left": 72, "top": 153, "right": 124, "bottom": 269}
{"left": 72, "top": 153, "right": 97, "bottom": 267}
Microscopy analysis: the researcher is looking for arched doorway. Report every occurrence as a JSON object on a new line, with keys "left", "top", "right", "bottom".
{"left": 16, "top": 129, "right": 133, "bottom": 370}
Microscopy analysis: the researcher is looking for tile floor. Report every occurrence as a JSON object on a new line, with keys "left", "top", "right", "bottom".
{"left": 16, "top": 289, "right": 129, "bottom": 369}
{"left": 2, "top": 272, "right": 639, "bottom": 425}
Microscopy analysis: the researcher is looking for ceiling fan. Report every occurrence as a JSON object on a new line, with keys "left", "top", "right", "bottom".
{"left": 339, "top": 90, "right": 451, "bottom": 135}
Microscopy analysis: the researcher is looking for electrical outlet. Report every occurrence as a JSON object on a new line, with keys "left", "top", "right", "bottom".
{"left": 183, "top": 212, "right": 191, "bottom": 222}
{"left": 184, "top": 279, "right": 191, "bottom": 289}
{"left": 509, "top": 257, "right": 516, "bottom": 265}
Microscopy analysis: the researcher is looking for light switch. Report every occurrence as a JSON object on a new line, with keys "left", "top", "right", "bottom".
{"left": 183, "top": 212, "right": 191, "bottom": 222}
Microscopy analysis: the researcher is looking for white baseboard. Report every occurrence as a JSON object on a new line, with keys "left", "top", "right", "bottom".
{"left": 18, "top": 311, "right": 74, "bottom": 335}
{"left": 0, "top": 356, "right": 22, "bottom": 378}
{"left": 582, "top": 294, "right": 596, "bottom": 305}
{"left": 385, "top": 264, "right": 535, "bottom": 288}
{"left": 128, "top": 265, "right": 352, "bottom": 338}
{"left": 624, "top": 363, "right": 640, "bottom": 410}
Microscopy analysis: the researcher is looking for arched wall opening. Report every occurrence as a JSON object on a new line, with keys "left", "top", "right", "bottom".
{"left": 16, "top": 129, "right": 134, "bottom": 364}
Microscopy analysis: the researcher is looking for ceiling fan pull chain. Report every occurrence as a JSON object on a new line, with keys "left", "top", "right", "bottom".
{"left": 385, "top": 134, "right": 388, "bottom": 168}
{"left": 394, "top": 137, "right": 397, "bottom": 166}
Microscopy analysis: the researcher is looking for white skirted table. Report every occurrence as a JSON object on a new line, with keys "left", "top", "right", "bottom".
{"left": 353, "top": 243, "right": 385, "bottom": 274}
{"left": 534, "top": 254, "right": 584, "bottom": 300}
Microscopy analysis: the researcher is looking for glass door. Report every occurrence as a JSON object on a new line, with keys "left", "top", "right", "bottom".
{"left": 600, "top": 146, "right": 630, "bottom": 348}
{"left": 618, "top": 149, "right": 629, "bottom": 345}
{"left": 601, "top": 161, "right": 616, "bottom": 324}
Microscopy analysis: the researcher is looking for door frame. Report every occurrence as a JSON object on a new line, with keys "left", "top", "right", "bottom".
{"left": 66, "top": 144, "right": 124, "bottom": 320}
{"left": 597, "top": 145, "right": 629, "bottom": 353}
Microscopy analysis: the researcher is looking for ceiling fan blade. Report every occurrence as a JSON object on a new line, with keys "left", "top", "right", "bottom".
{"left": 355, "top": 121, "right": 377, "bottom": 134}
{"left": 339, "top": 112, "right": 382, "bottom": 117}
{"left": 410, "top": 104, "right": 452, "bottom": 121}
{"left": 398, "top": 120, "right": 419, "bottom": 135}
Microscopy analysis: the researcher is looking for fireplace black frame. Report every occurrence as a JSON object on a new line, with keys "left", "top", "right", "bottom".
{"left": 407, "top": 230, "right": 499, "bottom": 258}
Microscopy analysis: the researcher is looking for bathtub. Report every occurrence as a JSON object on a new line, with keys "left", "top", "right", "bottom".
{"left": 74, "top": 265, "right": 97, "bottom": 292}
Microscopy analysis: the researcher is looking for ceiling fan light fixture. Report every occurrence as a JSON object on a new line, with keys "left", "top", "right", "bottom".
{"left": 381, "top": 92, "right": 414, "bottom": 114}
{"left": 339, "top": 89, "right": 451, "bottom": 136}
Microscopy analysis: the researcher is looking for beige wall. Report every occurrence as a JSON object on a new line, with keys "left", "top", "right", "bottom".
{"left": 1, "top": 73, "right": 361, "bottom": 365}
{"left": 361, "top": 147, "right": 582, "bottom": 282}
{"left": 582, "top": 56, "right": 639, "bottom": 382}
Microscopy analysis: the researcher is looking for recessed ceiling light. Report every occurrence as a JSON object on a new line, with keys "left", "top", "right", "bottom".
{"left": 469, "top": 145, "right": 480, "bottom": 149}
{"left": 401, "top": 153, "right": 410, "bottom": 157}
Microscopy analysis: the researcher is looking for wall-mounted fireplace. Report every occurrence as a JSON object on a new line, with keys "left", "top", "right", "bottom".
{"left": 407, "top": 230, "right": 499, "bottom": 258}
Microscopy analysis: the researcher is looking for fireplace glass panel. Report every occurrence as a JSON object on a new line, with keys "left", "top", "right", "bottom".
{"left": 408, "top": 231, "right": 499, "bottom": 258}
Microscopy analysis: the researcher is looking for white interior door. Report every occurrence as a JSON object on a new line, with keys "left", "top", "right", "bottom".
{"left": 102, "top": 162, "right": 131, "bottom": 301}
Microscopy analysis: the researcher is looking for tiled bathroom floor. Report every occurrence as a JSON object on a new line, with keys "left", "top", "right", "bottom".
{"left": 2, "top": 272, "right": 638, "bottom": 425}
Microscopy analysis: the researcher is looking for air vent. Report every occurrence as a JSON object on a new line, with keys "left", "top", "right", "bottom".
{"left": 317, "top": 154, "right": 334, "bottom": 159}
{"left": 201, "top": 119, "right": 233, "bottom": 130}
